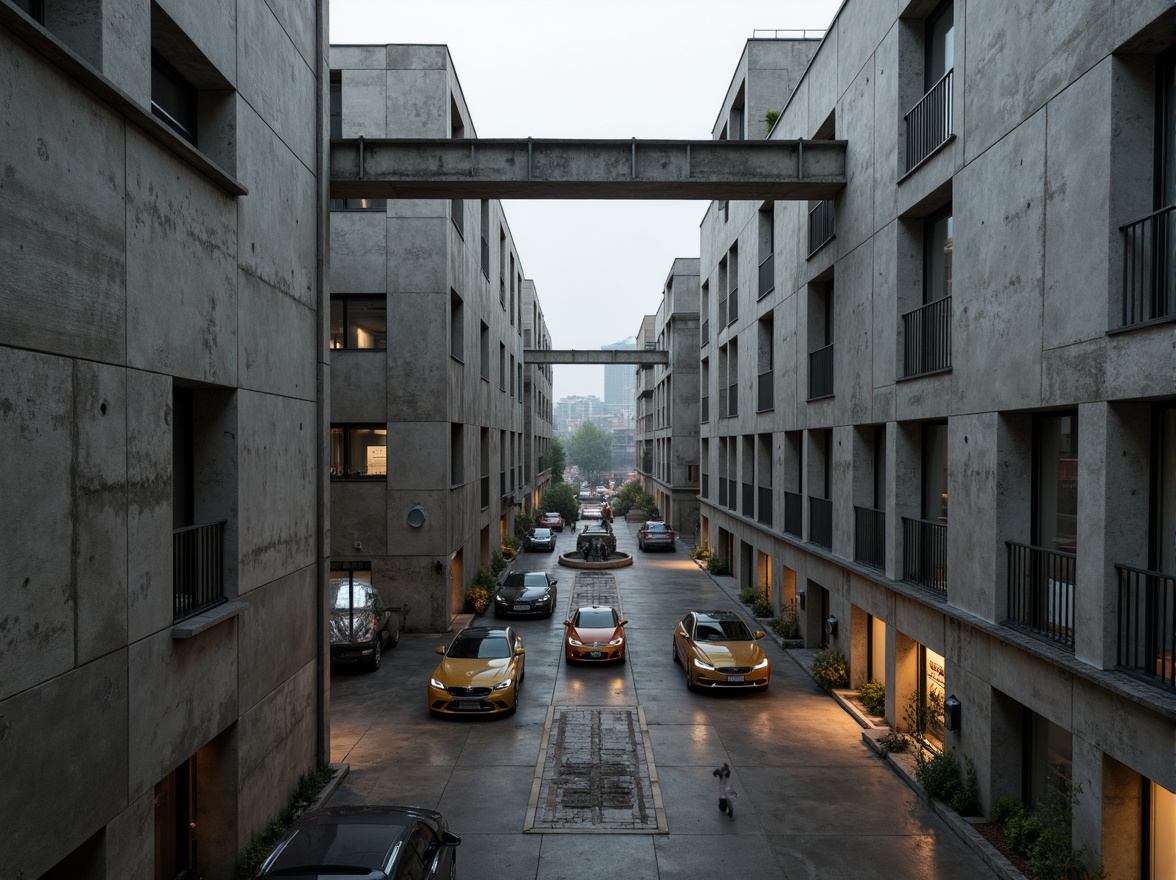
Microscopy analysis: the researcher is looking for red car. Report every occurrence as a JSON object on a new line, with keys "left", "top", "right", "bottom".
{"left": 638, "top": 521, "right": 676, "bottom": 551}
{"left": 540, "top": 511, "right": 564, "bottom": 532}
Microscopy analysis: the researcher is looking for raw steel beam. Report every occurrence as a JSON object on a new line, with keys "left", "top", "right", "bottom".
{"left": 524, "top": 350, "right": 668, "bottom": 365}
{"left": 330, "top": 137, "right": 846, "bottom": 200}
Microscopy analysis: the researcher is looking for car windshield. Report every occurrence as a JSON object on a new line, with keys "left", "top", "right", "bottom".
{"left": 267, "top": 819, "right": 410, "bottom": 872}
{"left": 447, "top": 635, "right": 511, "bottom": 659}
{"left": 331, "top": 583, "right": 375, "bottom": 611}
{"left": 532, "top": 529, "right": 552, "bottom": 538}
{"left": 693, "top": 618, "right": 753, "bottom": 641}
{"left": 644, "top": 523, "right": 670, "bottom": 532}
{"left": 501, "top": 572, "right": 548, "bottom": 588}
{"left": 575, "top": 609, "right": 616, "bottom": 629}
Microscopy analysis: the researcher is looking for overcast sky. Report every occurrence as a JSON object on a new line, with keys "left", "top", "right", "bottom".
{"left": 329, "top": 0, "right": 844, "bottom": 401}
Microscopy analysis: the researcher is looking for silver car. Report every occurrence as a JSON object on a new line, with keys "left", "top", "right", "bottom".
{"left": 330, "top": 579, "right": 398, "bottom": 671}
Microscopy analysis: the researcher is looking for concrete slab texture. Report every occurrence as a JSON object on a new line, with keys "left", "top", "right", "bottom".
{"left": 327, "top": 521, "right": 997, "bottom": 879}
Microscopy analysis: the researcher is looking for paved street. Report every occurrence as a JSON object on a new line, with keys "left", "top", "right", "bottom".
{"left": 327, "top": 521, "right": 997, "bottom": 880}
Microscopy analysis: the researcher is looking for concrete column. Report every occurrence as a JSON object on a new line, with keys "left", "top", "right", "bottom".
{"left": 832, "top": 424, "right": 855, "bottom": 559}
{"left": 849, "top": 604, "right": 870, "bottom": 688}
{"left": 948, "top": 412, "right": 998, "bottom": 620}
{"left": 994, "top": 413, "right": 1033, "bottom": 623}
{"left": 1072, "top": 736, "right": 1108, "bottom": 874}
{"left": 989, "top": 687, "right": 1024, "bottom": 807}
{"left": 1099, "top": 753, "right": 1143, "bottom": 878}
{"left": 889, "top": 630, "right": 920, "bottom": 729}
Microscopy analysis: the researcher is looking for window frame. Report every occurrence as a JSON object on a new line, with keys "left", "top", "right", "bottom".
{"left": 330, "top": 295, "right": 387, "bottom": 351}
{"left": 330, "top": 424, "right": 389, "bottom": 480}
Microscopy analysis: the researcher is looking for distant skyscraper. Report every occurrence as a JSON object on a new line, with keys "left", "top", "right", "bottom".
{"left": 602, "top": 338, "right": 636, "bottom": 408}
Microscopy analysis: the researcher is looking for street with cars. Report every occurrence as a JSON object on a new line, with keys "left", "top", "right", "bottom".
{"left": 325, "top": 520, "right": 999, "bottom": 880}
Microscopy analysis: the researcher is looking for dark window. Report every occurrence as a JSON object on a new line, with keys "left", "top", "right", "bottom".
{"left": 922, "top": 421, "right": 949, "bottom": 522}
{"left": 924, "top": 207, "right": 953, "bottom": 303}
{"left": 329, "top": 74, "right": 342, "bottom": 139}
{"left": 1034, "top": 413, "right": 1078, "bottom": 552}
{"left": 330, "top": 425, "right": 387, "bottom": 479}
{"left": 450, "top": 291, "right": 464, "bottom": 361}
{"left": 14, "top": 0, "right": 44, "bottom": 23}
{"left": 330, "top": 297, "right": 386, "bottom": 350}
{"left": 151, "top": 52, "right": 197, "bottom": 144}
{"left": 925, "top": 1, "right": 955, "bottom": 90}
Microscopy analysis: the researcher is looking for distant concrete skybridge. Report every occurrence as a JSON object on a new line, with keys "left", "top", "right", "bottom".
{"left": 523, "top": 349, "right": 668, "bottom": 366}
{"left": 329, "top": 137, "right": 847, "bottom": 201}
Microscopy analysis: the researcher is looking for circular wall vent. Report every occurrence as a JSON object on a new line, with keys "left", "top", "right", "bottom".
{"left": 406, "top": 505, "right": 427, "bottom": 528}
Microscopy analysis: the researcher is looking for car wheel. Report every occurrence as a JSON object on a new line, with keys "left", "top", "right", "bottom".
{"left": 386, "top": 621, "right": 400, "bottom": 649}
{"left": 367, "top": 636, "right": 382, "bottom": 672}
{"left": 684, "top": 660, "right": 696, "bottom": 692}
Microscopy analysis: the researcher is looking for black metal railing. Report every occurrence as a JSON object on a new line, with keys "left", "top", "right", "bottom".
{"left": 902, "top": 295, "right": 952, "bottom": 377}
{"left": 718, "top": 477, "right": 728, "bottom": 508}
{"left": 808, "top": 343, "right": 834, "bottom": 399}
{"left": 1120, "top": 205, "right": 1175, "bottom": 327}
{"left": 701, "top": 473, "right": 709, "bottom": 498}
{"left": 758, "top": 254, "right": 774, "bottom": 298}
{"left": 1006, "top": 541, "right": 1076, "bottom": 649}
{"left": 784, "top": 491, "right": 803, "bottom": 537}
{"left": 1116, "top": 564, "right": 1175, "bottom": 692}
{"left": 480, "top": 475, "right": 490, "bottom": 509}
{"left": 757, "top": 370, "right": 773, "bottom": 412}
{"left": 808, "top": 199, "right": 835, "bottom": 256}
{"left": 173, "top": 520, "right": 226, "bottom": 622}
{"left": 727, "top": 383, "right": 738, "bottom": 417}
{"left": 701, "top": 318, "right": 710, "bottom": 346}
{"left": 757, "top": 485, "right": 773, "bottom": 527}
{"left": 854, "top": 506, "right": 886, "bottom": 570}
{"left": 742, "top": 482, "right": 754, "bottom": 517}
{"left": 903, "top": 516, "right": 947, "bottom": 594}
{"left": 905, "top": 68, "right": 953, "bottom": 172}
{"left": 728, "top": 288, "right": 739, "bottom": 324}
{"left": 809, "top": 496, "right": 832, "bottom": 550}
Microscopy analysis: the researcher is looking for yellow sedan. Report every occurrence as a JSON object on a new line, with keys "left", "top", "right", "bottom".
{"left": 428, "top": 625, "right": 525, "bottom": 716}
{"left": 672, "top": 610, "right": 770, "bottom": 691}
{"left": 563, "top": 605, "right": 628, "bottom": 663}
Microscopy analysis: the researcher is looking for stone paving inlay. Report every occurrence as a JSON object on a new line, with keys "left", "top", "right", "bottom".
{"left": 525, "top": 705, "right": 667, "bottom": 833}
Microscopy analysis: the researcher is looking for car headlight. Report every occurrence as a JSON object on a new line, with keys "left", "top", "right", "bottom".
{"left": 568, "top": 636, "right": 585, "bottom": 647}
{"left": 608, "top": 637, "right": 624, "bottom": 647}
{"left": 493, "top": 678, "right": 514, "bottom": 690}
{"left": 753, "top": 658, "right": 770, "bottom": 670}
{"left": 692, "top": 658, "right": 715, "bottom": 671}
{"left": 429, "top": 678, "right": 446, "bottom": 689}
{"left": 494, "top": 595, "right": 507, "bottom": 604}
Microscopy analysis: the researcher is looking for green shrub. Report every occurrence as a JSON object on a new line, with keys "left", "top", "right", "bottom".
{"left": 1005, "top": 807, "right": 1043, "bottom": 856}
{"left": 991, "top": 796, "right": 1023, "bottom": 825}
{"left": 474, "top": 567, "right": 496, "bottom": 589}
{"left": 877, "top": 729, "right": 910, "bottom": 756}
{"left": 765, "top": 109, "right": 781, "bottom": 130}
{"left": 915, "top": 747, "right": 962, "bottom": 802}
{"left": 859, "top": 679, "right": 886, "bottom": 716}
{"left": 690, "top": 546, "right": 711, "bottom": 561}
{"left": 739, "top": 586, "right": 759, "bottom": 605}
{"left": 237, "top": 765, "right": 335, "bottom": 878}
{"left": 951, "top": 755, "right": 981, "bottom": 816}
{"left": 811, "top": 648, "right": 849, "bottom": 690}
{"left": 751, "top": 596, "right": 773, "bottom": 618}
{"left": 513, "top": 512, "right": 535, "bottom": 537}
{"left": 465, "top": 586, "right": 491, "bottom": 614}
{"left": 706, "top": 555, "right": 731, "bottom": 576}
{"left": 501, "top": 534, "right": 520, "bottom": 559}
{"left": 490, "top": 552, "right": 507, "bottom": 576}
{"left": 769, "top": 601, "right": 801, "bottom": 639}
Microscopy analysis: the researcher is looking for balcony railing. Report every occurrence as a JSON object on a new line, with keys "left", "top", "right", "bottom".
{"left": 1120, "top": 205, "right": 1175, "bottom": 328}
{"left": 727, "top": 288, "right": 739, "bottom": 324}
{"left": 701, "top": 395, "right": 709, "bottom": 423}
{"left": 727, "top": 383, "right": 738, "bottom": 418}
{"left": 758, "top": 254, "right": 774, "bottom": 298}
{"left": 903, "top": 517, "right": 947, "bottom": 594}
{"left": 784, "top": 491, "right": 803, "bottom": 537}
{"left": 809, "top": 496, "right": 832, "bottom": 549}
{"left": 808, "top": 343, "right": 834, "bottom": 400}
{"left": 742, "top": 482, "right": 754, "bottom": 517}
{"left": 808, "top": 199, "right": 835, "bottom": 256}
{"left": 1006, "top": 541, "right": 1076, "bottom": 649}
{"left": 701, "top": 473, "right": 709, "bottom": 498}
{"left": 718, "top": 477, "right": 728, "bottom": 508}
{"left": 1116, "top": 564, "right": 1175, "bottom": 692}
{"left": 480, "top": 475, "right": 490, "bottom": 509}
{"left": 902, "top": 295, "right": 952, "bottom": 377}
{"left": 173, "top": 520, "right": 227, "bottom": 622}
{"left": 758, "top": 486, "right": 773, "bottom": 527}
{"left": 905, "top": 68, "right": 953, "bottom": 172}
{"left": 701, "top": 318, "right": 710, "bottom": 347}
{"left": 854, "top": 506, "right": 886, "bottom": 570}
{"left": 757, "top": 370, "right": 773, "bottom": 412}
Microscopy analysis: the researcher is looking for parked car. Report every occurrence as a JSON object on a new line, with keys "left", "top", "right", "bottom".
{"left": 672, "top": 610, "right": 770, "bottom": 692}
{"left": 329, "top": 578, "right": 398, "bottom": 671}
{"left": 251, "top": 804, "right": 460, "bottom": 879}
{"left": 428, "top": 625, "right": 526, "bottom": 716}
{"left": 638, "top": 520, "right": 676, "bottom": 551}
{"left": 563, "top": 605, "right": 628, "bottom": 663}
{"left": 539, "top": 511, "right": 564, "bottom": 532}
{"left": 493, "top": 570, "right": 558, "bottom": 618}
{"left": 576, "top": 524, "right": 616, "bottom": 556}
{"left": 524, "top": 527, "right": 556, "bottom": 552}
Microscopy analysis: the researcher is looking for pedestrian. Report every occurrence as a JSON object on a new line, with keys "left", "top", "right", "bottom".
{"left": 713, "top": 762, "right": 736, "bottom": 818}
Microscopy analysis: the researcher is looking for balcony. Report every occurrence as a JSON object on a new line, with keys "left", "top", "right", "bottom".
{"left": 808, "top": 343, "right": 834, "bottom": 400}
{"left": 701, "top": 395, "right": 709, "bottom": 424}
{"left": 904, "top": 68, "right": 953, "bottom": 173}
{"left": 757, "top": 370, "right": 773, "bottom": 412}
{"left": 783, "top": 492, "right": 803, "bottom": 537}
{"left": 758, "top": 254, "right": 774, "bottom": 299}
{"left": 903, "top": 517, "right": 947, "bottom": 594}
{"left": 809, "top": 496, "right": 832, "bottom": 549}
{"left": 742, "top": 482, "right": 754, "bottom": 518}
{"left": 173, "top": 521, "right": 226, "bottom": 622}
{"left": 854, "top": 506, "right": 885, "bottom": 570}
{"left": 1006, "top": 541, "right": 1076, "bottom": 649}
{"left": 808, "top": 199, "right": 835, "bottom": 256}
{"left": 1116, "top": 564, "right": 1175, "bottom": 692}
{"left": 757, "top": 485, "right": 773, "bottom": 527}
{"left": 1120, "top": 205, "right": 1175, "bottom": 328}
{"left": 902, "top": 296, "right": 952, "bottom": 378}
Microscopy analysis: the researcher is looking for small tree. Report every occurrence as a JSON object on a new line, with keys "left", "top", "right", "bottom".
{"left": 566, "top": 421, "right": 613, "bottom": 487}
{"left": 539, "top": 436, "right": 566, "bottom": 483}
{"left": 539, "top": 482, "right": 579, "bottom": 525}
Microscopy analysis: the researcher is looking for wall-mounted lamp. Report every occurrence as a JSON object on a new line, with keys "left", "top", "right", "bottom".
{"left": 353, "top": 540, "right": 363, "bottom": 551}
{"left": 824, "top": 616, "right": 838, "bottom": 638}
{"left": 798, "top": 592, "right": 806, "bottom": 611}
{"left": 433, "top": 559, "right": 443, "bottom": 575}
{"left": 944, "top": 694, "right": 962, "bottom": 732}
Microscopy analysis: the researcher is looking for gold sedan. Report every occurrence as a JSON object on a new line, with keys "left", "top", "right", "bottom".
{"left": 672, "top": 610, "right": 770, "bottom": 691}
{"left": 563, "top": 605, "right": 628, "bottom": 663}
{"left": 428, "top": 625, "right": 525, "bottom": 716}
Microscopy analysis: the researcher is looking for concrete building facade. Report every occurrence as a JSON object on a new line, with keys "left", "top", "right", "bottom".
{"left": 523, "top": 279, "right": 556, "bottom": 507}
{"left": 328, "top": 44, "right": 547, "bottom": 631}
{"left": 0, "top": 0, "right": 330, "bottom": 877}
{"left": 635, "top": 259, "right": 701, "bottom": 536}
{"left": 698, "top": 5, "right": 1175, "bottom": 872}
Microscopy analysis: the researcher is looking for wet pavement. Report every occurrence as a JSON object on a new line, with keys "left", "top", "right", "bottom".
{"left": 327, "top": 521, "right": 998, "bottom": 880}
